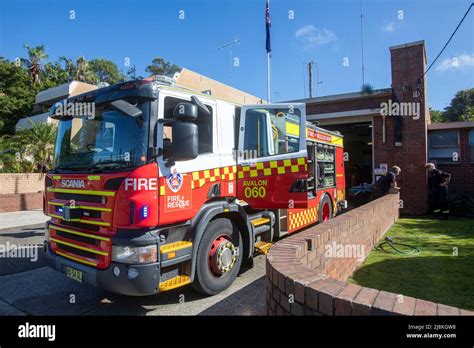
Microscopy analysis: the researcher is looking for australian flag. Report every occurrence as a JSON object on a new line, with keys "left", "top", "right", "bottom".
{"left": 266, "top": 0, "right": 271, "bottom": 53}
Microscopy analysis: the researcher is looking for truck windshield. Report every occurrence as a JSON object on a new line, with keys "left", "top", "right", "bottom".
{"left": 53, "top": 106, "right": 149, "bottom": 172}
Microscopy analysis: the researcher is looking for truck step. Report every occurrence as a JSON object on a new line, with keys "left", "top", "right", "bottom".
{"left": 254, "top": 241, "right": 273, "bottom": 255}
{"left": 160, "top": 241, "right": 192, "bottom": 253}
{"left": 253, "top": 224, "right": 271, "bottom": 236}
{"left": 159, "top": 275, "right": 191, "bottom": 291}
{"left": 251, "top": 217, "right": 271, "bottom": 227}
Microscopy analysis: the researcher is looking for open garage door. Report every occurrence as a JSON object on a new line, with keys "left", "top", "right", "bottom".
{"left": 323, "top": 122, "right": 373, "bottom": 207}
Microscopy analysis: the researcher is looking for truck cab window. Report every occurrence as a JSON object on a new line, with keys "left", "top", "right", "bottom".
{"left": 163, "top": 96, "right": 213, "bottom": 154}
{"left": 243, "top": 107, "right": 301, "bottom": 158}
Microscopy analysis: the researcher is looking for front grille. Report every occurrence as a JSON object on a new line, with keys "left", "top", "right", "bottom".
{"left": 56, "top": 230, "right": 101, "bottom": 246}
{"left": 47, "top": 185, "right": 114, "bottom": 269}
{"left": 61, "top": 220, "right": 101, "bottom": 232}
{"left": 49, "top": 223, "right": 111, "bottom": 269}
{"left": 59, "top": 244, "right": 99, "bottom": 260}
{"left": 55, "top": 192, "right": 102, "bottom": 203}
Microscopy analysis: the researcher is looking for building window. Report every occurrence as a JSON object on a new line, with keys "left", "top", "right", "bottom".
{"left": 470, "top": 129, "right": 474, "bottom": 163}
{"left": 428, "top": 130, "right": 460, "bottom": 164}
{"left": 163, "top": 96, "right": 213, "bottom": 154}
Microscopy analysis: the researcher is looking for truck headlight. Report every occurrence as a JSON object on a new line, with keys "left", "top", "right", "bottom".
{"left": 111, "top": 245, "right": 157, "bottom": 264}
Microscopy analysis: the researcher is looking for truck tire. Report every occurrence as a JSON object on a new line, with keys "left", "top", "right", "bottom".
{"left": 318, "top": 194, "right": 333, "bottom": 223}
{"left": 192, "top": 218, "right": 243, "bottom": 295}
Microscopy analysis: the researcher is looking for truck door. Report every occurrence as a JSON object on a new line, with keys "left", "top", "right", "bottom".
{"left": 237, "top": 104, "right": 308, "bottom": 209}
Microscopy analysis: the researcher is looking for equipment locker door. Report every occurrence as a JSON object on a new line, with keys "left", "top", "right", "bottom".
{"left": 237, "top": 104, "right": 308, "bottom": 209}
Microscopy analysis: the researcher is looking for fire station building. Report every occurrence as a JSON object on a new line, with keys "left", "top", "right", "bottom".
{"left": 288, "top": 41, "right": 474, "bottom": 215}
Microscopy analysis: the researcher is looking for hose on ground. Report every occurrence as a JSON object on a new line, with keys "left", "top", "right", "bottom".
{"left": 375, "top": 236, "right": 420, "bottom": 255}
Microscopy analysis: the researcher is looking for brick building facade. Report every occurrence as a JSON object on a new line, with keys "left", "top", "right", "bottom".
{"left": 429, "top": 122, "right": 474, "bottom": 194}
{"left": 289, "top": 40, "right": 474, "bottom": 215}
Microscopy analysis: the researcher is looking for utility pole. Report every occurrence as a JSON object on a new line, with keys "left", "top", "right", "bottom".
{"left": 217, "top": 38, "right": 240, "bottom": 85}
{"left": 308, "top": 61, "right": 314, "bottom": 99}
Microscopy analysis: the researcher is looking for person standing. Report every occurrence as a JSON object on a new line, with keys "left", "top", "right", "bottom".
{"left": 425, "top": 163, "right": 451, "bottom": 220}
{"left": 372, "top": 166, "right": 401, "bottom": 200}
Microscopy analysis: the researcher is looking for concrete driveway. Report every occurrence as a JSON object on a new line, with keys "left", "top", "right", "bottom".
{"left": 0, "top": 224, "right": 266, "bottom": 316}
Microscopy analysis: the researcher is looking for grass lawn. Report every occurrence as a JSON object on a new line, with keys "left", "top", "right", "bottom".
{"left": 348, "top": 217, "right": 474, "bottom": 311}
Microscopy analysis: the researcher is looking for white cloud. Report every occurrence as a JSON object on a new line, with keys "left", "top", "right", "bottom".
{"left": 435, "top": 54, "right": 474, "bottom": 72}
{"left": 383, "top": 21, "right": 395, "bottom": 32}
{"left": 295, "top": 25, "right": 336, "bottom": 49}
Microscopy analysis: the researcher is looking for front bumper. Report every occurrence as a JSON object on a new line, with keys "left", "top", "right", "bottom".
{"left": 44, "top": 242, "right": 160, "bottom": 296}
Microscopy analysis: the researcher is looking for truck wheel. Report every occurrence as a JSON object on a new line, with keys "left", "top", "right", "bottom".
{"left": 192, "top": 218, "right": 243, "bottom": 295}
{"left": 319, "top": 194, "right": 333, "bottom": 223}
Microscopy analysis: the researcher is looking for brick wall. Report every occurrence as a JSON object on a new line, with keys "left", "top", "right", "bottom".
{"left": 0, "top": 174, "right": 44, "bottom": 212}
{"left": 434, "top": 128, "right": 474, "bottom": 194}
{"left": 266, "top": 193, "right": 473, "bottom": 316}
{"left": 0, "top": 173, "right": 45, "bottom": 194}
{"left": 0, "top": 192, "right": 43, "bottom": 212}
{"left": 305, "top": 42, "right": 430, "bottom": 215}
{"left": 373, "top": 42, "right": 429, "bottom": 215}
{"left": 307, "top": 94, "right": 390, "bottom": 115}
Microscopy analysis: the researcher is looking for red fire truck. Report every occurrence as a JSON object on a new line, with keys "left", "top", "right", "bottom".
{"left": 43, "top": 78, "right": 346, "bottom": 296}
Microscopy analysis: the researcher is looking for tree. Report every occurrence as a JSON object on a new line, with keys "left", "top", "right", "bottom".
{"left": 429, "top": 108, "right": 445, "bottom": 123}
{"left": 22, "top": 44, "right": 48, "bottom": 85}
{"left": 88, "top": 59, "right": 124, "bottom": 84}
{"left": 0, "top": 129, "right": 33, "bottom": 172}
{"left": 0, "top": 122, "right": 56, "bottom": 173}
{"left": 443, "top": 88, "right": 474, "bottom": 122}
{"left": 42, "top": 62, "right": 69, "bottom": 86}
{"left": 145, "top": 57, "right": 181, "bottom": 77}
{"left": 76, "top": 56, "right": 98, "bottom": 84}
{"left": 429, "top": 88, "right": 474, "bottom": 123}
{"left": 0, "top": 59, "right": 37, "bottom": 134}
{"left": 21, "top": 121, "right": 57, "bottom": 172}
{"left": 59, "top": 56, "right": 98, "bottom": 84}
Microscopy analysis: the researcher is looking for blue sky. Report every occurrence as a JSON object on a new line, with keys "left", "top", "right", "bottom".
{"left": 1, "top": 0, "right": 473, "bottom": 110}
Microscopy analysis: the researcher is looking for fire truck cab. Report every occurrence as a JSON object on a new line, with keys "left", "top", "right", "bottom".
{"left": 44, "top": 78, "right": 346, "bottom": 296}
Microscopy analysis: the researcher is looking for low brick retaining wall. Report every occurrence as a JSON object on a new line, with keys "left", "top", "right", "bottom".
{"left": 0, "top": 192, "right": 43, "bottom": 213}
{"left": 266, "top": 193, "right": 473, "bottom": 316}
{"left": 0, "top": 173, "right": 45, "bottom": 212}
{"left": 0, "top": 173, "right": 45, "bottom": 195}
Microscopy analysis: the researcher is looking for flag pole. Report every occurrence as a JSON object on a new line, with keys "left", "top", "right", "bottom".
{"left": 267, "top": 51, "right": 271, "bottom": 103}
{"left": 266, "top": 0, "right": 271, "bottom": 103}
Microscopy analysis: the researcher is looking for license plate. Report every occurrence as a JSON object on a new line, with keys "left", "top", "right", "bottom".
{"left": 65, "top": 266, "right": 83, "bottom": 283}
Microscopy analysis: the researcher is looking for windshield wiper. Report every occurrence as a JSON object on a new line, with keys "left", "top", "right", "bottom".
{"left": 53, "top": 165, "right": 86, "bottom": 173}
{"left": 86, "top": 160, "right": 132, "bottom": 172}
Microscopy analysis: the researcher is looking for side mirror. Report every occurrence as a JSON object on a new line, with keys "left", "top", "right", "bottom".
{"left": 173, "top": 102, "right": 198, "bottom": 121}
{"left": 171, "top": 122, "right": 198, "bottom": 161}
{"left": 163, "top": 138, "right": 172, "bottom": 159}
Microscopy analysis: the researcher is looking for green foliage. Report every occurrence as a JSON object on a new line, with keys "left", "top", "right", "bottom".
{"left": 429, "top": 107, "right": 445, "bottom": 123}
{"left": 145, "top": 57, "right": 181, "bottom": 77}
{"left": 22, "top": 44, "right": 48, "bottom": 85}
{"left": 361, "top": 83, "right": 374, "bottom": 94}
{"left": 444, "top": 88, "right": 474, "bottom": 122}
{"left": 430, "top": 88, "right": 474, "bottom": 123}
{"left": 88, "top": 59, "right": 125, "bottom": 84}
{"left": 0, "top": 45, "right": 179, "bottom": 139}
{"left": 59, "top": 56, "right": 99, "bottom": 84}
{"left": 42, "top": 62, "right": 70, "bottom": 86}
{"left": 0, "top": 59, "right": 39, "bottom": 134}
{"left": 0, "top": 122, "right": 56, "bottom": 173}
